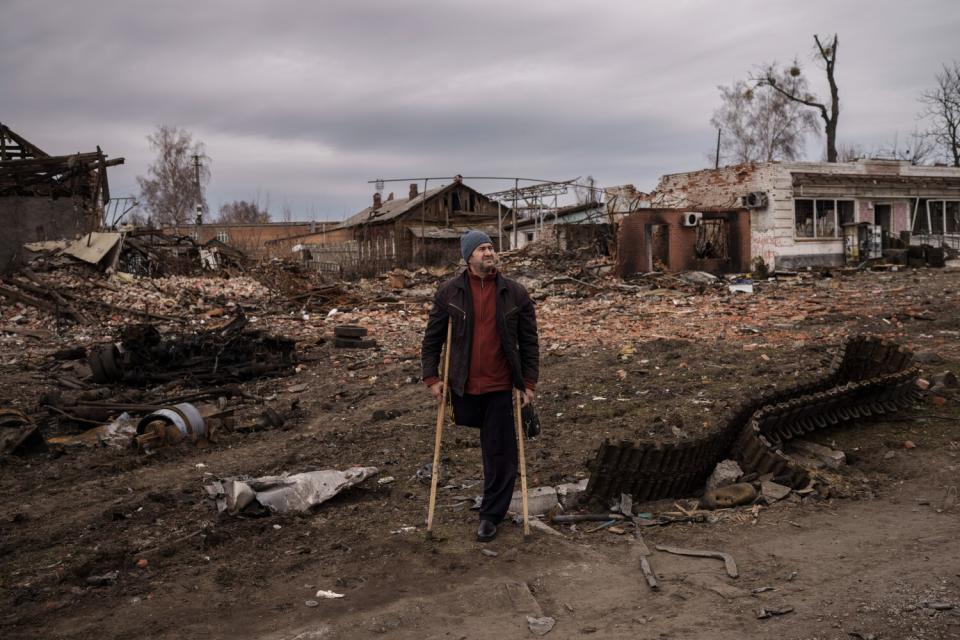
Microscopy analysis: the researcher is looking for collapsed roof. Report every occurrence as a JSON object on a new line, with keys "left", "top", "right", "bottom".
{"left": 0, "top": 123, "right": 124, "bottom": 203}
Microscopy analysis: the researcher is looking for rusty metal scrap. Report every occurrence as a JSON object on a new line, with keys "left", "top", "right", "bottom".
{"left": 0, "top": 407, "right": 47, "bottom": 455}
{"left": 87, "top": 313, "right": 296, "bottom": 385}
{"left": 584, "top": 336, "right": 920, "bottom": 506}
{"left": 654, "top": 545, "right": 739, "bottom": 578}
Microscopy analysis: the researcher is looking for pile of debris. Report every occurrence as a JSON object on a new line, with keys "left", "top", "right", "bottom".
{"left": 85, "top": 313, "right": 296, "bottom": 385}
{"left": 24, "top": 229, "right": 248, "bottom": 277}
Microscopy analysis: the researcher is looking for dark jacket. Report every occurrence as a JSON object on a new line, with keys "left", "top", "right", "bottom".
{"left": 422, "top": 269, "right": 539, "bottom": 397}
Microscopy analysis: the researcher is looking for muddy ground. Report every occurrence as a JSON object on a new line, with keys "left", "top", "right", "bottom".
{"left": 1, "top": 266, "right": 959, "bottom": 639}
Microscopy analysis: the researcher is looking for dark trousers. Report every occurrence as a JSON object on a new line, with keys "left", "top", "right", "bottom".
{"left": 451, "top": 390, "right": 517, "bottom": 525}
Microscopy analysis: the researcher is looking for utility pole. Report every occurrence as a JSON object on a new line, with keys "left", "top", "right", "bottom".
{"left": 715, "top": 128, "right": 721, "bottom": 169}
{"left": 192, "top": 154, "right": 203, "bottom": 240}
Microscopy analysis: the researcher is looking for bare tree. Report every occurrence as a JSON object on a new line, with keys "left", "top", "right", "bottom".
{"left": 756, "top": 34, "right": 840, "bottom": 162}
{"left": 126, "top": 205, "right": 149, "bottom": 227}
{"left": 710, "top": 76, "right": 818, "bottom": 164}
{"left": 920, "top": 62, "right": 960, "bottom": 166}
{"left": 574, "top": 175, "right": 599, "bottom": 205}
{"left": 876, "top": 129, "right": 936, "bottom": 165}
{"left": 218, "top": 200, "right": 271, "bottom": 224}
{"left": 833, "top": 141, "right": 864, "bottom": 162}
{"left": 280, "top": 203, "right": 294, "bottom": 223}
{"left": 136, "top": 125, "right": 211, "bottom": 226}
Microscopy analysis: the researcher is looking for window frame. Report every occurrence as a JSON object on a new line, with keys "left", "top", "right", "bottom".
{"left": 794, "top": 198, "right": 853, "bottom": 239}
{"left": 920, "top": 200, "right": 960, "bottom": 234}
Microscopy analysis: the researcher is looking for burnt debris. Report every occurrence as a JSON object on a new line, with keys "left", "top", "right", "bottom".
{"left": 88, "top": 313, "right": 296, "bottom": 385}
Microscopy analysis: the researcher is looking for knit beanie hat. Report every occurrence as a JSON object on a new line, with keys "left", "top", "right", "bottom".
{"left": 460, "top": 229, "right": 492, "bottom": 262}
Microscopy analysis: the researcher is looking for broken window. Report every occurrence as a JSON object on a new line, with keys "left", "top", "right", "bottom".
{"left": 838, "top": 200, "right": 855, "bottom": 226}
{"left": 795, "top": 199, "right": 814, "bottom": 237}
{"left": 913, "top": 199, "right": 930, "bottom": 233}
{"left": 947, "top": 201, "right": 960, "bottom": 233}
{"left": 451, "top": 192, "right": 461, "bottom": 210}
{"left": 929, "top": 201, "right": 945, "bottom": 234}
{"left": 816, "top": 200, "right": 837, "bottom": 238}
{"left": 796, "top": 198, "right": 848, "bottom": 238}
{"left": 469, "top": 193, "right": 476, "bottom": 212}
{"left": 695, "top": 218, "right": 730, "bottom": 259}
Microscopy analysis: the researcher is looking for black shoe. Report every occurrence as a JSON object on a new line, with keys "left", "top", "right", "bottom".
{"left": 477, "top": 520, "right": 497, "bottom": 542}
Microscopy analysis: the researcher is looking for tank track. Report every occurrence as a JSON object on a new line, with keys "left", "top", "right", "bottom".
{"left": 583, "top": 336, "right": 920, "bottom": 506}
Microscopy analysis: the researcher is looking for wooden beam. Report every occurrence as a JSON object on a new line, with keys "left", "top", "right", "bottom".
{"left": 0, "top": 284, "right": 59, "bottom": 314}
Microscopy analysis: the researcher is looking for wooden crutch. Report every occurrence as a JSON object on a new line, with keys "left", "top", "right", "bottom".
{"left": 426, "top": 322, "right": 453, "bottom": 539}
{"left": 513, "top": 388, "right": 531, "bottom": 541}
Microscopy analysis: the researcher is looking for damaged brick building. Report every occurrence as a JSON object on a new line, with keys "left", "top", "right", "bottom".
{"left": 652, "top": 159, "right": 960, "bottom": 270}
{"left": 0, "top": 124, "right": 123, "bottom": 271}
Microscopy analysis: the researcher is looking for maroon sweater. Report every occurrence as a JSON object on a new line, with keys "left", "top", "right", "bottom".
{"left": 425, "top": 269, "right": 535, "bottom": 395}
{"left": 465, "top": 270, "right": 512, "bottom": 394}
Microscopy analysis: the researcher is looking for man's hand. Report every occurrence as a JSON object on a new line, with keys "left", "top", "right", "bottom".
{"left": 429, "top": 381, "right": 444, "bottom": 401}
{"left": 522, "top": 388, "right": 535, "bottom": 407}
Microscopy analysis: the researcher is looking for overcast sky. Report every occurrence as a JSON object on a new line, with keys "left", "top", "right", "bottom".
{"left": 4, "top": 1, "right": 959, "bottom": 220}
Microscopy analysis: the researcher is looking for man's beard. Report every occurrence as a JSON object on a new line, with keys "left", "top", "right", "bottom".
{"left": 471, "top": 258, "right": 497, "bottom": 275}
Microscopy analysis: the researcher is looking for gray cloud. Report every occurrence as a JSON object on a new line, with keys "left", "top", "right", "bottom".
{"left": 4, "top": 0, "right": 959, "bottom": 219}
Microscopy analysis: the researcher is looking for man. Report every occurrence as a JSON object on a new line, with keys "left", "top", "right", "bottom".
{"left": 421, "top": 230, "right": 539, "bottom": 542}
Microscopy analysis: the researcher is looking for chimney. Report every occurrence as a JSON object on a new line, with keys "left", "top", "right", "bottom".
{"left": 409, "top": 183, "right": 418, "bottom": 200}
{"left": 373, "top": 192, "right": 382, "bottom": 208}
{"left": 387, "top": 192, "right": 394, "bottom": 201}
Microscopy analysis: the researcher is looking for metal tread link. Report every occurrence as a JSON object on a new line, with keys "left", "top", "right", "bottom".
{"left": 583, "top": 335, "right": 918, "bottom": 506}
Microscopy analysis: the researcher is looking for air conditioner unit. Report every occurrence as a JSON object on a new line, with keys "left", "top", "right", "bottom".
{"left": 681, "top": 212, "right": 702, "bottom": 227}
{"left": 742, "top": 191, "right": 768, "bottom": 209}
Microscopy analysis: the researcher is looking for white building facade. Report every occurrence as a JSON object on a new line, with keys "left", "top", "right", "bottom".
{"left": 653, "top": 160, "right": 960, "bottom": 270}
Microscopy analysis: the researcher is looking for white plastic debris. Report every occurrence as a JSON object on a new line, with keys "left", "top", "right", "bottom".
{"left": 527, "top": 616, "right": 556, "bottom": 636}
{"left": 391, "top": 526, "right": 417, "bottom": 534}
{"left": 705, "top": 460, "right": 743, "bottom": 492}
{"left": 315, "top": 590, "right": 345, "bottom": 599}
{"left": 206, "top": 466, "right": 378, "bottom": 514}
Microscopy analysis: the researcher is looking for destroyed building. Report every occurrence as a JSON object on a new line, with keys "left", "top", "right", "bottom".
{"left": 651, "top": 159, "right": 960, "bottom": 270}
{"left": 615, "top": 207, "right": 752, "bottom": 276}
{"left": 289, "top": 177, "right": 505, "bottom": 275}
{"left": 503, "top": 201, "right": 613, "bottom": 253}
{"left": 0, "top": 124, "right": 124, "bottom": 271}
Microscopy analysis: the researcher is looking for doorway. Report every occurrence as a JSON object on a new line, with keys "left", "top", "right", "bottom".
{"left": 874, "top": 203, "right": 892, "bottom": 248}
{"left": 644, "top": 224, "right": 670, "bottom": 271}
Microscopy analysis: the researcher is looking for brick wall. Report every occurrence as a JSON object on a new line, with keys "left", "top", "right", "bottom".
{"left": 616, "top": 209, "right": 750, "bottom": 276}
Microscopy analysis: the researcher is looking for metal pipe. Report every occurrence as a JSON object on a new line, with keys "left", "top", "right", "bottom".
{"left": 513, "top": 178, "right": 518, "bottom": 250}
{"left": 497, "top": 201, "right": 503, "bottom": 251}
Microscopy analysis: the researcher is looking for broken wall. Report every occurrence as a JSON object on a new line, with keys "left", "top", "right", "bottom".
{"left": 655, "top": 163, "right": 811, "bottom": 270}
{"left": 0, "top": 196, "right": 89, "bottom": 271}
{"left": 616, "top": 209, "right": 750, "bottom": 276}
